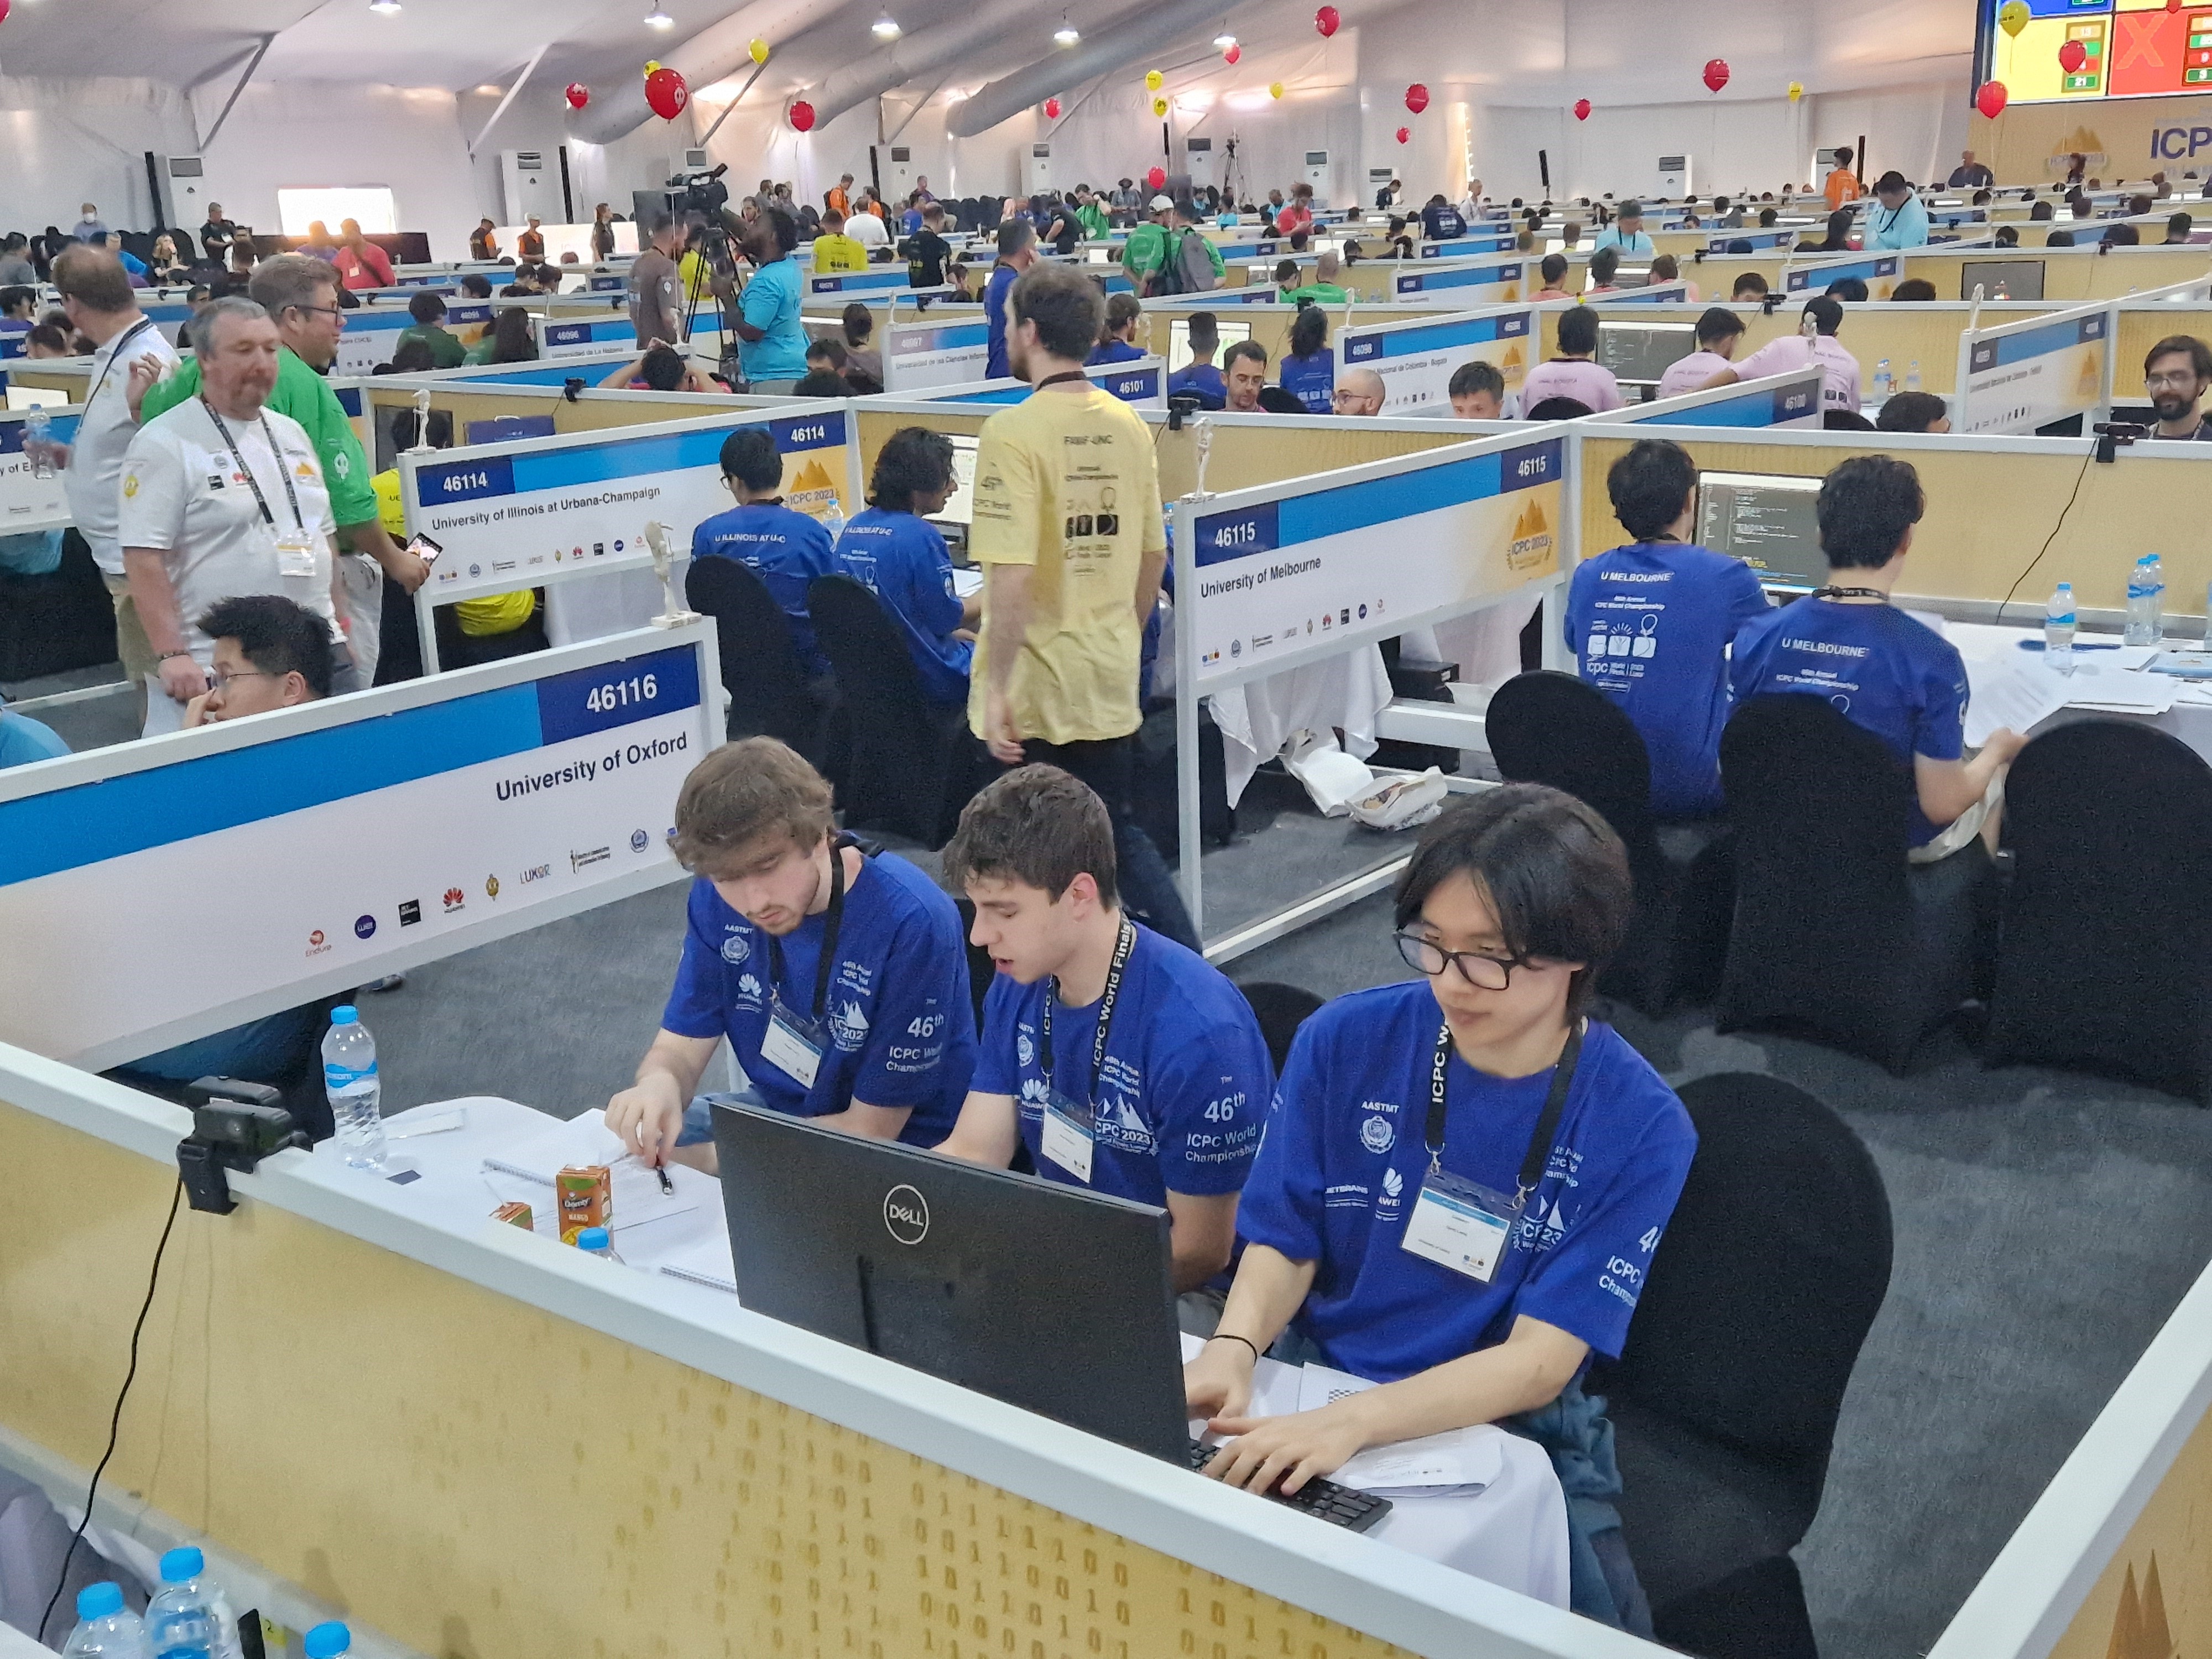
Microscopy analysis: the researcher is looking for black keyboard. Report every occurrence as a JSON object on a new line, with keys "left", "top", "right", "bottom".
{"left": 1186, "top": 1438, "right": 1393, "bottom": 1532}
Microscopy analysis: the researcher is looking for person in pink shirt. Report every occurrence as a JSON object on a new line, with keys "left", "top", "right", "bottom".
{"left": 1656, "top": 307, "right": 1748, "bottom": 399}
{"left": 1273, "top": 184, "right": 1316, "bottom": 238}
{"left": 1697, "top": 295, "right": 1861, "bottom": 413}
{"left": 1519, "top": 306, "right": 1625, "bottom": 413}
{"left": 333, "top": 219, "right": 393, "bottom": 291}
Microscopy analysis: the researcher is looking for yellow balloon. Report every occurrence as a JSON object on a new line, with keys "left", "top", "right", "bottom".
{"left": 1152, "top": 95, "right": 1169, "bottom": 116}
{"left": 749, "top": 36, "right": 771, "bottom": 63}
{"left": 1999, "top": 0, "right": 2028, "bottom": 36}
{"left": 1145, "top": 69, "right": 1164, "bottom": 91}
{"left": 1269, "top": 80, "right": 1284, "bottom": 99}
{"left": 1787, "top": 80, "right": 1803, "bottom": 102}
{"left": 644, "top": 59, "right": 661, "bottom": 74}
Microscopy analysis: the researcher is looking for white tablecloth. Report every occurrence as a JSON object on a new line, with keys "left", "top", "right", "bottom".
{"left": 1949, "top": 620, "right": 2212, "bottom": 763}
{"left": 1210, "top": 648, "right": 1395, "bottom": 806}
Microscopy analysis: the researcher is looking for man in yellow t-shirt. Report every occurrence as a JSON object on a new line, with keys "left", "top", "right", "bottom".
{"left": 372, "top": 408, "right": 536, "bottom": 670}
{"left": 967, "top": 260, "right": 1197, "bottom": 947}
{"left": 811, "top": 210, "right": 870, "bottom": 275}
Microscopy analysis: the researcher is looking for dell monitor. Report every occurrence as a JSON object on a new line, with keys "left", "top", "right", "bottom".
{"left": 1960, "top": 259, "right": 2045, "bottom": 301}
{"left": 1597, "top": 320, "right": 1697, "bottom": 385}
{"left": 1695, "top": 471, "right": 1828, "bottom": 593}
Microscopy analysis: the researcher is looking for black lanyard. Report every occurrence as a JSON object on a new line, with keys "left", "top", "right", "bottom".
{"left": 1427, "top": 1019, "right": 1583, "bottom": 1201}
{"left": 1034, "top": 369, "right": 1090, "bottom": 392}
{"left": 1041, "top": 916, "right": 1136, "bottom": 1104}
{"left": 201, "top": 401, "right": 305, "bottom": 533}
{"left": 85, "top": 318, "right": 155, "bottom": 410}
{"left": 1812, "top": 587, "right": 1887, "bottom": 602}
{"left": 768, "top": 838, "right": 851, "bottom": 1022}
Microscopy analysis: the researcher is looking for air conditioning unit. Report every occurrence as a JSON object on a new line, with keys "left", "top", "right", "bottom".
{"left": 1656, "top": 154, "right": 1692, "bottom": 199}
{"left": 1304, "top": 149, "right": 1331, "bottom": 204}
{"left": 682, "top": 147, "right": 711, "bottom": 172}
{"left": 886, "top": 145, "right": 917, "bottom": 201}
{"left": 161, "top": 155, "right": 212, "bottom": 226}
{"left": 499, "top": 149, "right": 561, "bottom": 225}
{"left": 1027, "top": 142, "right": 1052, "bottom": 195}
{"left": 1183, "top": 135, "right": 1214, "bottom": 190}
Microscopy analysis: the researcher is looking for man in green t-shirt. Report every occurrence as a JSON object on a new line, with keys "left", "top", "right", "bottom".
{"left": 134, "top": 253, "right": 426, "bottom": 680}
{"left": 395, "top": 289, "right": 467, "bottom": 368}
{"left": 1119, "top": 196, "right": 1176, "bottom": 293}
{"left": 1284, "top": 248, "right": 1349, "bottom": 306}
{"left": 1074, "top": 187, "right": 1110, "bottom": 242}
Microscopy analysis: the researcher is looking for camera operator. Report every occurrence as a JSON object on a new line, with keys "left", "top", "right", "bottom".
{"left": 731, "top": 207, "right": 808, "bottom": 392}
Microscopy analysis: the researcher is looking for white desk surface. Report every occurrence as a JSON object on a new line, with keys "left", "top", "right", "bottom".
{"left": 1949, "top": 619, "right": 2212, "bottom": 760}
{"left": 321, "top": 1097, "right": 1568, "bottom": 1609}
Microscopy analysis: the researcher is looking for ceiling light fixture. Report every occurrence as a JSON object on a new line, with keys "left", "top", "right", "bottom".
{"left": 645, "top": 2, "right": 674, "bottom": 28}
{"left": 368, "top": 0, "right": 402, "bottom": 14}
{"left": 1053, "top": 15, "right": 1080, "bottom": 45}
{"left": 872, "top": 12, "right": 901, "bottom": 38}
{"left": 1213, "top": 30, "right": 1236, "bottom": 48}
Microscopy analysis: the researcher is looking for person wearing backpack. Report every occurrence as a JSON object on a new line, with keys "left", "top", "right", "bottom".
{"left": 1169, "top": 199, "right": 1224, "bottom": 295}
{"left": 1122, "top": 196, "right": 1177, "bottom": 294}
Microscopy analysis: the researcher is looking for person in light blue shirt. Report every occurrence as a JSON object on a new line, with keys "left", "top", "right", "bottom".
{"left": 692, "top": 427, "right": 836, "bottom": 674}
{"left": 732, "top": 208, "right": 810, "bottom": 387}
{"left": 0, "top": 699, "right": 69, "bottom": 769}
{"left": 1865, "top": 172, "right": 1932, "bottom": 250}
{"left": 1588, "top": 200, "right": 1655, "bottom": 257}
{"left": 984, "top": 221, "right": 1038, "bottom": 379}
{"left": 1567, "top": 440, "right": 1771, "bottom": 819}
{"left": 832, "top": 426, "right": 977, "bottom": 705}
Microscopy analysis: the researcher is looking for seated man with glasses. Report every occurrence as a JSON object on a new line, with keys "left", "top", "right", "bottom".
{"left": 1182, "top": 785, "right": 1695, "bottom": 1632}
{"left": 2143, "top": 335, "right": 2212, "bottom": 442}
{"left": 183, "top": 593, "right": 333, "bottom": 727}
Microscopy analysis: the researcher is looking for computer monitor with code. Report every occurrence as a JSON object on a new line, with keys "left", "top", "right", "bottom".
{"left": 1960, "top": 259, "right": 2045, "bottom": 301}
{"left": 1696, "top": 471, "right": 1828, "bottom": 593}
{"left": 1597, "top": 320, "right": 1698, "bottom": 385}
{"left": 929, "top": 432, "right": 979, "bottom": 528}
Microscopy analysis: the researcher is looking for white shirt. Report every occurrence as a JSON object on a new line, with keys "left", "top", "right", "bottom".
{"left": 64, "top": 315, "right": 180, "bottom": 574}
{"left": 1734, "top": 333, "right": 1863, "bottom": 411}
{"left": 118, "top": 398, "right": 340, "bottom": 666}
{"left": 847, "top": 210, "right": 889, "bottom": 249}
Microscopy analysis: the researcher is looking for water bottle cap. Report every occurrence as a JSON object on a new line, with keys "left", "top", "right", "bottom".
{"left": 77, "top": 1582, "right": 124, "bottom": 1620}
{"left": 160, "top": 1545, "right": 205, "bottom": 1582}
{"left": 577, "top": 1226, "right": 610, "bottom": 1250}
{"left": 304, "top": 1621, "right": 352, "bottom": 1658}
{"left": 2057, "top": 581, "right": 2072, "bottom": 591}
{"left": 331, "top": 1005, "right": 358, "bottom": 1025}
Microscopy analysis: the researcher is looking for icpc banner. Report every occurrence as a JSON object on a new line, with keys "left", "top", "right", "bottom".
{"left": 1339, "top": 309, "right": 1534, "bottom": 414}
{"left": 1954, "top": 305, "right": 2115, "bottom": 436}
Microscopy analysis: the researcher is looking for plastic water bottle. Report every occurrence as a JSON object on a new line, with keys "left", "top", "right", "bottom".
{"left": 1906, "top": 359, "right": 1923, "bottom": 392}
{"left": 822, "top": 497, "right": 846, "bottom": 541}
{"left": 2126, "top": 554, "right": 2166, "bottom": 646}
{"left": 63, "top": 1583, "right": 152, "bottom": 1659}
{"left": 1872, "top": 358, "right": 1893, "bottom": 403}
{"left": 302, "top": 1624, "right": 351, "bottom": 1659}
{"left": 146, "top": 1547, "right": 239, "bottom": 1659}
{"left": 2045, "top": 583, "right": 2076, "bottom": 674}
{"left": 322, "top": 1005, "right": 385, "bottom": 1170}
{"left": 576, "top": 1224, "right": 624, "bottom": 1264}
{"left": 24, "top": 408, "right": 55, "bottom": 479}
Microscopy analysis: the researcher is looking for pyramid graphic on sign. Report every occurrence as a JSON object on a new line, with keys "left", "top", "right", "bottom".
{"left": 1501, "top": 283, "right": 1521, "bottom": 301}
{"left": 2077, "top": 348, "right": 2103, "bottom": 402}
{"left": 2051, "top": 127, "right": 2108, "bottom": 178}
{"left": 1508, "top": 497, "right": 1555, "bottom": 572}
{"left": 2103, "top": 1553, "right": 2178, "bottom": 1659}
{"left": 1501, "top": 342, "right": 1527, "bottom": 378}
{"left": 787, "top": 456, "right": 839, "bottom": 515}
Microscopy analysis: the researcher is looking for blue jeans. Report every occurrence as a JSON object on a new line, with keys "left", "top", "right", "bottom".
{"left": 677, "top": 1085, "right": 768, "bottom": 1146}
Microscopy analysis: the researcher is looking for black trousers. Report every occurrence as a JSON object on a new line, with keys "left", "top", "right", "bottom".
{"left": 1011, "top": 733, "right": 1201, "bottom": 951}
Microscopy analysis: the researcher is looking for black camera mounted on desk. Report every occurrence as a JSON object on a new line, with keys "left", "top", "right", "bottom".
{"left": 175, "top": 1078, "right": 308, "bottom": 1215}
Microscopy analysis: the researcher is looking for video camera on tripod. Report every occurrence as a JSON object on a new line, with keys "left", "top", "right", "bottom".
{"left": 666, "top": 161, "right": 731, "bottom": 220}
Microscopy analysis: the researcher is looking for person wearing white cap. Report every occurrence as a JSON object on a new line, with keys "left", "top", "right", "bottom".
{"left": 1123, "top": 195, "right": 1180, "bottom": 296}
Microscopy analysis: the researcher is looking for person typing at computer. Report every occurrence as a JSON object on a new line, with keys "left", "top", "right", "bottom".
{"left": 832, "top": 426, "right": 977, "bottom": 706}
{"left": 1696, "top": 295, "right": 1861, "bottom": 414}
{"left": 692, "top": 429, "right": 837, "bottom": 675}
{"left": 606, "top": 738, "right": 978, "bottom": 1171}
{"left": 932, "top": 766, "right": 1273, "bottom": 1305}
{"left": 1519, "top": 306, "right": 1624, "bottom": 414}
{"left": 1655, "top": 307, "right": 1746, "bottom": 399}
{"left": 1182, "top": 787, "right": 1695, "bottom": 1631}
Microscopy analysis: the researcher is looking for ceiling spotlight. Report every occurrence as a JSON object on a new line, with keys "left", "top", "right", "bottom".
{"left": 872, "top": 12, "right": 901, "bottom": 38}
{"left": 368, "top": 0, "right": 402, "bottom": 14}
{"left": 1053, "top": 15, "right": 1080, "bottom": 45}
{"left": 1213, "top": 30, "right": 1237, "bottom": 48}
{"left": 645, "top": 2, "right": 674, "bottom": 27}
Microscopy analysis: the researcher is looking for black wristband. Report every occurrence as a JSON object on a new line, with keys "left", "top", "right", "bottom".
{"left": 1206, "top": 1333, "right": 1260, "bottom": 1362}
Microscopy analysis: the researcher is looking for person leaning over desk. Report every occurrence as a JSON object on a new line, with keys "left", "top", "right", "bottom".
{"left": 931, "top": 766, "right": 1274, "bottom": 1312}
{"left": 606, "top": 738, "right": 979, "bottom": 1174}
{"left": 1182, "top": 786, "right": 1695, "bottom": 1632}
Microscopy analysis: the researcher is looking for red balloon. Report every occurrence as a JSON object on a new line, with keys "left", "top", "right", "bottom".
{"left": 1314, "top": 4, "right": 1339, "bottom": 36}
{"left": 1573, "top": 97, "right": 1592, "bottom": 121}
{"left": 1405, "top": 82, "right": 1429, "bottom": 115}
{"left": 564, "top": 82, "right": 590, "bottom": 109}
{"left": 1395, "top": 126, "right": 1410, "bottom": 144}
{"left": 1976, "top": 79, "right": 2008, "bottom": 119}
{"left": 1702, "top": 58, "right": 1730, "bottom": 93}
{"left": 789, "top": 98, "right": 816, "bottom": 132}
{"left": 644, "top": 65, "right": 688, "bottom": 121}
{"left": 0, "top": 1, "right": 13, "bottom": 23}
{"left": 1147, "top": 165, "right": 1166, "bottom": 190}
{"left": 1223, "top": 43, "right": 1241, "bottom": 63}
{"left": 1044, "top": 96, "right": 1062, "bottom": 119}
{"left": 2058, "top": 38, "right": 2086, "bottom": 72}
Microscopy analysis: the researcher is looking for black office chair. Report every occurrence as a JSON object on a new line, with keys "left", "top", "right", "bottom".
{"left": 1715, "top": 695, "right": 1985, "bottom": 1073}
{"left": 686, "top": 557, "right": 831, "bottom": 762}
{"left": 1237, "top": 982, "right": 1324, "bottom": 1074}
{"left": 0, "top": 530, "right": 116, "bottom": 681}
{"left": 1485, "top": 671, "right": 1731, "bottom": 1014}
{"left": 1985, "top": 720, "right": 2212, "bottom": 1102}
{"left": 955, "top": 197, "right": 980, "bottom": 234}
{"left": 1590, "top": 1072, "right": 1892, "bottom": 1659}
{"left": 807, "top": 574, "right": 971, "bottom": 847}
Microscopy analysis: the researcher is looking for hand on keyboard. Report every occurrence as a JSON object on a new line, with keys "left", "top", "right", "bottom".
{"left": 1187, "top": 1439, "right": 1391, "bottom": 1533}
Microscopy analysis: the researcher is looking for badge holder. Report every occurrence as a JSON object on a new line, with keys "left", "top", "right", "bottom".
{"left": 274, "top": 530, "right": 319, "bottom": 580}
{"left": 1039, "top": 1089, "right": 1096, "bottom": 1183}
{"left": 1401, "top": 1164, "right": 1525, "bottom": 1284}
{"left": 758, "top": 995, "right": 826, "bottom": 1089}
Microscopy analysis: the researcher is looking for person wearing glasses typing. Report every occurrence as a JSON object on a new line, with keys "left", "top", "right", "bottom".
{"left": 1182, "top": 787, "right": 1695, "bottom": 1632}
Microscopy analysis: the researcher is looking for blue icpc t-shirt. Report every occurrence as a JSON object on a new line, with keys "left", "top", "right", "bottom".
{"left": 971, "top": 923, "right": 1273, "bottom": 1207}
{"left": 736, "top": 257, "right": 810, "bottom": 383}
{"left": 0, "top": 709, "right": 70, "bottom": 769}
{"left": 1235, "top": 984, "right": 1697, "bottom": 1384}
{"left": 1565, "top": 541, "right": 1772, "bottom": 820}
{"left": 833, "top": 507, "right": 971, "bottom": 705}
{"left": 984, "top": 263, "right": 1020, "bottom": 379}
{"left": 1086, "top": 338, "right": 1145, "bottom": 366}
{"left": 691, "top": 499, "right": 837, "bottom": 675}
{"left": 1168, "top": 363, "right": 1226, "bottom": 409}
{"left": 660, "top": 849, "right": 977, "bottom": 1146}
{"left": 1729, "top": 597, "right": 1969, "bottom": 846}
{"left": 1279, "top": 348, "right": 1335, "bottom": 413}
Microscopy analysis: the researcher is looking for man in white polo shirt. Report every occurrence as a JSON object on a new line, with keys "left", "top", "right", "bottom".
{"left": 118, "top": 296, "right": 352, "bottom": 737}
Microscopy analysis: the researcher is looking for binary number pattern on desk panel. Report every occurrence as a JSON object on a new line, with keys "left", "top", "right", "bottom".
{"left": 0, "top": 1099, "right": 1410, "bottom": 1659}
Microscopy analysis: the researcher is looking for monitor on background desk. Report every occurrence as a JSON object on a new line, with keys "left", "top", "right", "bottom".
{"left": 1960, "top": 259, "right": 2045, "bottom": 300}
{"left": 927, "top": 431, "right": 979, "bottom": 530}
{"left": 1597, "top": 319, "right": 1697, "bottom": 385}
{"left": 1696, "top": 470, "right": 1828, "bottom": 593}
{"left": 1168, "top": 315, "right": 1251, "bottom": 373}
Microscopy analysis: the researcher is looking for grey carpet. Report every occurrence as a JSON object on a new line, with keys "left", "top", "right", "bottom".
{"left": 337, "top": 795, "right": 2211, "bottom": 1659}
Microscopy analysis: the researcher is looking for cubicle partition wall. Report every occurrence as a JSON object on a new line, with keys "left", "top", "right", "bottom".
{"left": 911, "top": 358, "right": 1167, "bottom": 408}
{"left": 535, "top": 314, "right": 641, "bottom": 361}
{"left": 1583, "top": 366, "right": 1824, "bottom": 429}
{"left": 881, "top": 313, "right": 992, "bottom": 392}
{"left": 1370, "top": 255, "right": 1527, "bottom": 307}
{"left": 1339, "top": 308, "right": 1536, "bottom": 415}
{"left": 1952, "top": 299, "right": 2118, "bottom": 436}
{"left": 332, "top": 304, "right": 497, "bottom": 375}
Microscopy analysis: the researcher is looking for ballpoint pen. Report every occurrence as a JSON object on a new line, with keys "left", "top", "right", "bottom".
{"left": 657, "top": 1164, "right": 676, "bottom": 1195}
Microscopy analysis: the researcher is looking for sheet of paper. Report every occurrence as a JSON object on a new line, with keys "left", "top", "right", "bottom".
{"left": 658, "top": 1235, "right": 739, "bottom": 1296}
{"left": 480, "top": 1110, "right": 702, "bottom": 1234}
{"left": 1965, "top": 660, "right": 2073, "bottom": 748}
{"left": 1291, "top": 1362, "right": 1504, "bottom": 1491}
{"left": 2064, "top": 670, "right": 2179, "bottom": 717}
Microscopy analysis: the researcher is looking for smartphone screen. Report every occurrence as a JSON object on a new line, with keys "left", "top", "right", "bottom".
{"left": 406, "top": 533, "right": 444, "bottom": 566}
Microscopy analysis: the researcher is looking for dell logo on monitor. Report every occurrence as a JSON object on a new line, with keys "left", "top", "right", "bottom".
{"left": 883, "top": 1184, "right": 931, "bottom": 1245}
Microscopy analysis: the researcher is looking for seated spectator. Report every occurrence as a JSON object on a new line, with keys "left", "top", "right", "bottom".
{"left": 1526, "top": 395, "right": 1595, "bottom": 420}
{"left": 148, "top": 234, "right": 190, "bottom": 284}
{"left": 601, "top": 343, "right": 711, "bottom": 391}
{"left": 0, "top": 691, "right": 69, "bottom": 769}
{"left": 1257, "top": 385, "right": 1311, "bottom": 414}
{"left": 1731, "top": 271, "right": 1770, "bottom": 302}
{"left": 2029, "top": 200, "right": 2056, "bottom": 222}
{"left": 1168, "top": 311, "right": 1227, "bottom": 408}
{"left": 1272, "top": 257, "right": 1302, "bottom": 302}
{"left": 2047, "top": 229, "right": 2077, "bottom": 247}
{"left": 1585, "top": 247, "right": 1622, "bottom": 293}
{"left": 1448, "top": 359, "right": 1506, "bottom": 419}
{"left": 397, "top": 290, "right": 467, "bottom": 368}
{"left": 1730, "top": 455, "right": 2025, "bottom": 863}
{"left": 1822, "top": 410, "right": 1876, "bottom": 429}
{"left": 805, "top": 336, "right": 849, "bottom": 379}
{"left": 1890, "top": 279, "right": 1938, "bottom": 301}
{"left": 1088, "top": 292, "right": 1145, "bottom": 365}
{"left": 1657, "top": 306, "right": 1746, "bottom": 398}
{"left": 2103, "top": 223, "right": 2141, "bottom": 248}
{"left": 1520, "top": 305, "right": 1624, "bottom": 413}
{"left": 384, "top": 337, "right": 437, "bottom": 374}
{"left": 831, "top": 425, "right": 977, "bottom": 705}
{"left": 793, "top": 367, "right": 851, "bottom": 397}
{"left": 841, "top": 302, "right": 883, "bottom": 383}
{"left": 1875, "top": 392, "right": 1949, "bottom": 434}
{"left": 182, "top": 593, "right": 332, "bottom": 727}
{"left": 1285, "top": 249, "right": 1349, "bottom": 305}
{"left": 2144, "top": 334, "right": 2212, "bottom": 441}
{"left": 0, "top": 286, "right": 34, "bottom": 329}
{"left": 1568, "top": 438, "right": 1771, "bottom": 819}
{"left": 459, "top": 272, "right": 494, "bottom": 298}
{"left": 1223, "top": 339, "right": 1267, "bottom": 412}
{"left": 1531, "top": 253, "right": 1572, "bottom": 301}
{"left": 2164, "top": 212, "right": 2195, "bottom": 245}
{"left": 1331, "top": 367, "right": 1385, "bottom": 415}
{"left": 1825, "top": 276, "right": 1870, "bottom": 303}
{"left": 465, "top": 306, "right": 538, "bottom": 364}
{"left": 1277, "top": 304, "right": 1335, "bottom": 412}
{"left": 0, "top": 234, "right": 34, "bottom": 287}
{"left": 692, "top": 427, "right": 836, "bottom": 674}
{"left": 1699, "top": 295, "right": 1860, "bottom": 413}
{"left": 1994, "top": 225, "right": 2021, "bottom": 248}
{"left": 1648, "top": 253, "right": 1697, "bottom": 301}
{"left": 98, "top": 231, "right": 149, "bottom": 284}
{"left": 811, "top": 210, "right": 869, "bottom": 275}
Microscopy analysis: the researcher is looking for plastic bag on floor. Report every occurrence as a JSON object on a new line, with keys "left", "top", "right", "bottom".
{"left": 1350, "top": 768, "right": 1448, "bottom": 832}
{"left": 1282, "top": 731, "right": 1376, "bottom": 816}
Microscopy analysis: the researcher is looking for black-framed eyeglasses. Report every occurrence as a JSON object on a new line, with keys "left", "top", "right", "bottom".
{"left": 289, "top": 304, "right": 344, "bottom": 321}
{"left": 1394, "top": 930, "right": 1526, "bottom": 991}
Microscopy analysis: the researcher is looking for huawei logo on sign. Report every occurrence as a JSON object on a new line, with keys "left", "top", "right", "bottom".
{"left": 883, "top": 1184, "right": 930, "bottom": 1246}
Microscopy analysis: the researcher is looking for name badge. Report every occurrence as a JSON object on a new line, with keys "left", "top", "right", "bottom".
{"left": 1401, "top": 1166, "right": 1522, "bottom": 1284}
{"left": 274, "top": 530, "right": 319, "bottom": 580}
{"left": 1039, "top": 1088, "right": 1094, "bottom": 1183}
{"left": 759, "top": 997, "right": 825, "bottom": 1089}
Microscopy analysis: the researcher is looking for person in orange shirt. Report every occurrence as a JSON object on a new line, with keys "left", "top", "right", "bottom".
{"left": 1824, "top": 147, "right": 1864, "bottom": 212}
{"left": 827, "top": 173, "right": 854, "bottom": 217}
